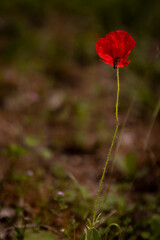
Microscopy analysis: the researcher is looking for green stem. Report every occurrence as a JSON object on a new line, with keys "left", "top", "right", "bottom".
{"left": 91, "top": 64, "right": 120, "bottom": 228}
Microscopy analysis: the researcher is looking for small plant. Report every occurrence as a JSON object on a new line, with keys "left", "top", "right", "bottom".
{"left": 4, "top": 143, "right": 28, "bottom": 159}
{"left": 14, "top": 226, "right": 26, "bottom": 240}
{"left": 82, "top": 30, "right": 135, "bottom": 239}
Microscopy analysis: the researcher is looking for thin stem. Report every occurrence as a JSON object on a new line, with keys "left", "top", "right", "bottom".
{"left": 91, "top": 64, "right": 120, "bottom": 228}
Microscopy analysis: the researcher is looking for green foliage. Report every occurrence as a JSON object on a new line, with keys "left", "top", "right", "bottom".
{"left": 81, "top": 229, "right": 100, "bottom": 240}
{"left": 4, "top": 144, "right": 28, "bottom": 158}
{"left": 12, "top": 172, "right": 31, "bottom": 182}
{"left": 102, "top": 191, "right": 126, "bottom": 212}
{"left": 24, "top": 230, "right": 58, "bottom": 240}
{"left": 140, "top": 231, "right": 151, "bottom": 239}
{"left": 116, "top": 152, "right": 138, "bottom": 179}
{"left": 14, "top": 227, "right": 26, "bottom": 240}
{"left": 105, "top": 223, "right": 122, "bottom": 240}
{"left": 39, "top": 148, "right": 52, "bottom": 159}
{"left": 71, "top": 218, "right": 79, "bottom": 231}
{"left": 53, "top": 165, "right": 68, "bottom": 179}
{"left": 24, "top": 136, "right": 39, "bottom": 147}
{"left": 150, "top": 215, "right": 160, "bottom": 240}
{"left": 72, "top": 101, "right": 90, "bottom": 129}
{"left": 81, "top": 224, "right": 122, "bottom": 240}
{"left": 124, "top": 152, "right": 138, "bottom": 178}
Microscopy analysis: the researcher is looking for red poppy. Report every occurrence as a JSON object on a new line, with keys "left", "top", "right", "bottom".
{"left": 96, "top": 30, "right": 135, "bottom": 68}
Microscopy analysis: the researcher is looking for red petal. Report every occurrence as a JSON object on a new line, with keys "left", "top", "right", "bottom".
{"left": 105, "top": 30, "right": 135, "bottom": 59}
{"left": 118, "top": 50, "right": 131, "bottom": 67}
{"left": 96, "top": 30, "right": 135, "bottom": 68}
{"left": 96, "top": 38, "right": 113, "bottom": 64}
{"left": 100, "top": 59, "right": 114, "bottom": 66}
{"left": 118, "top": 60, "right": 130, "bottom": 67}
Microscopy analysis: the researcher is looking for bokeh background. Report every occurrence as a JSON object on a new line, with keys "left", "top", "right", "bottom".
{"left": 0, "top": 1, "right": 160, "bottom": 239}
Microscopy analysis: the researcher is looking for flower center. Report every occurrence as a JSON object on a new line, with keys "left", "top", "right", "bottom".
{"left": 113, "top": 58, "right": 119, "bottom": 69}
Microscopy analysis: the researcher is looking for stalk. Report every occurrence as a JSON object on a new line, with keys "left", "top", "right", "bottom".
{"left": 91, "top": 64, "right": 120, "bottom": 228}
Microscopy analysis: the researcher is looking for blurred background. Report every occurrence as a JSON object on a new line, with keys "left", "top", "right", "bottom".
{"left": 0, "top": 0, "right": 160, "bottom": 239}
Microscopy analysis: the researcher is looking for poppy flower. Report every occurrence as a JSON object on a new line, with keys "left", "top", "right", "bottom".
{"left": 96, "top": 30, "right": 135, "bottom": 68}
